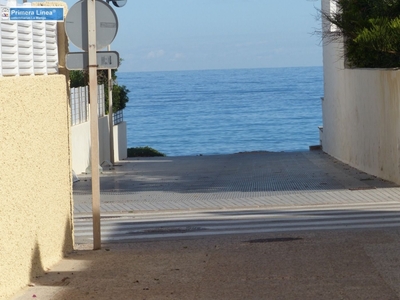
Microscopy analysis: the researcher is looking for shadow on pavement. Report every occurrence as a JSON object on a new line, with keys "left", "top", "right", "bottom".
{"left": 21, "top": 227, "right": 400, "bottom": 300}
{"left": 73, "top": 151, "right": 399, "bottom": 197}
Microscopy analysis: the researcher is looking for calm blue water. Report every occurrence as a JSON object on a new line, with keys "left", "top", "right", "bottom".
{"left": 117, "top": 66, "right": 323, "bottom": 157}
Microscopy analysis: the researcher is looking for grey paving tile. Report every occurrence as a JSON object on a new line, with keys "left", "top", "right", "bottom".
{"left": 323, "top": 191, "right": 347, "bottom": 204}
{"left": 82, "top": 204, "right": 92, "bottom": 213}
{"left": 245, "top": 197, "right": 264, "bottom": 206}
{"left": 114, "top": 204, "right": 125, "bottom": 211}
{"left": 73, "top": 151, "right": 400, "bottom": 214}
{"left": 342, "top": 191, "right": 363, "bottom": 202}
{"left": 300, "top": 193, "right": 324, "bottom": 205}
{"left": 132, "top": 201, "right": 151, "bottom": 211}
{"left": 120, "top": 203, "right": 135, "bottom": 211}
{"left": 267, "top": 196, "right": 286, "bottom": 206}
{"left": 373, "top": 189, "right": 400, "bottom": 202}
{"left": 73, "top": 204, "right": 83, "bottom": 213}
{"left": 119, "top": 203, "right": 131, "bottom": 211}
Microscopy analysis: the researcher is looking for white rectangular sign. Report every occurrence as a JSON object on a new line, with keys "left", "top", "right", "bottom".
{"left": 66, "top": 51, "right": 120, "bottom": 70}
{"left": 1, "top": 7, "right": 64, "bottom": 22}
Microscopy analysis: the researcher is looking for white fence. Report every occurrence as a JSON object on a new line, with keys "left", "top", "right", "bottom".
{"left": 0, "top": 6, "right": 58, "bottom": 76}
{"left": 70, "top": 84, "right": 105, "bottom": 126}
{"left": 70, "top": 86, "right": 89, "bottom": 126}
{"left": 113, "top": 109, "right": 123, "bottom": 125}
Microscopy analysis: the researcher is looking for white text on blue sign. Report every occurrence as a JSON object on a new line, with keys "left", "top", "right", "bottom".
{"left": 2, "top": 7, "right": 64, "bottom": 22}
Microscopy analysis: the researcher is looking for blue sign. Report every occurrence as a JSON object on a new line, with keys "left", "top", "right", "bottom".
{"left": 1, "top": 7, "right": 64, "bottom": 22}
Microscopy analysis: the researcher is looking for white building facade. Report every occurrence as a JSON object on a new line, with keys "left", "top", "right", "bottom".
{"left": 321, "top": 0, "right": 400, "bottom": 184}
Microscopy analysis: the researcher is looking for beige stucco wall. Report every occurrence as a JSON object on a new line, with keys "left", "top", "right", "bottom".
{"left": 321, "top": 0, "right": 400, "bottom": 183}
{"left": 0, "top": 2, "right": 73, "bottom": 298}
{"left": 0, "top": 75, "right": 73, "bottom": 299}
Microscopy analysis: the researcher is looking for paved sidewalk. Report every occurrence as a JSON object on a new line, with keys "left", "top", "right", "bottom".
{"left": 12, "top": 150, "right": 400, "bottom": 300}
{"left": 73, "top": 150, "right": 400, "bottom": 215}
{"left": 13, "top": 229, "right": 400, "bottom": 299}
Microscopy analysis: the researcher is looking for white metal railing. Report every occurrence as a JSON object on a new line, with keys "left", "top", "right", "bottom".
{"left": 70, "top": 86, "right": 89, "bottom": 126}
{"left": 113, "top": 110, "right": 123, "bottom": 125}
{"left": 98, "top": 84, "right": 105, "bottom": 117}
{"left": 0, "top": 4, "right": 59, "bottom": 76}
{"left": 70, "top": 84, "right": 105, "bottom": 126}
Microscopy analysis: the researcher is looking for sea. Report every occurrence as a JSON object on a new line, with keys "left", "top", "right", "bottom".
{"left": 117, "top": 66, "right": 323, "bottom": 157}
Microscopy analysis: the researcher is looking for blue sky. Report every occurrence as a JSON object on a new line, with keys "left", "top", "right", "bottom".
{"left": 64, "top": 0, "right": 322, "bottom": 72}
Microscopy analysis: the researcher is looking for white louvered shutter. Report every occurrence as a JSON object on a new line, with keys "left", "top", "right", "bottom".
{"left": 0, "top": 21, "right": 19, "bottom": 76}
{"left": 1, "top": 3, "right": 60, "bottom": 77}
{"left": 17, "top": 22, "right": 34, "bottom": 75}
{"left": 45, "top": 22, "right": 58, "bottom": 74}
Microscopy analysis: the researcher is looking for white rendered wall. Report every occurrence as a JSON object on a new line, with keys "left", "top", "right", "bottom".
{"left": 114, "top": 121, "right": 128, "bottom": 162}
{"left": 321, "top": 0, "right": 400, "bottom": 183}
{"left": 71, "top": 120, "right": 91, "bottom": 174}
{"left": 71, "top": 116, "right": 128, "bottom": 174}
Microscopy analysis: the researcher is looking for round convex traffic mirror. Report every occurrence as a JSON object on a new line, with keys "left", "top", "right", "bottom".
{"left": 108, "top": 0, "right": 127, "bottom": 7}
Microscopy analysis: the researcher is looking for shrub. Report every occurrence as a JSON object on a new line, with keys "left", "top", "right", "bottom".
{"left": 127, "top": 146, "right": 166, "bottom": 157}
{"left": 321, "top": 0, "right": 400, "bottom": 68}
{"left": 69, "top": 65, "right": 129, "bottom": 113}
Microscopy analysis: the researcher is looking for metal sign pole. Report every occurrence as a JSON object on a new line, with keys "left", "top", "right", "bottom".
{"left": 108, "top": 45, "right": 115, "bottom": 165}
{"left": 87, "top": 0, "right": 101, "bottom": 250}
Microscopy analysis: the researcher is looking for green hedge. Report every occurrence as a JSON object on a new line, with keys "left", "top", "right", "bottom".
{"left": 69, "top": 67, "right": 129, "bottom": 114}
{"left": 323, "top": 0, "right": 400, "bottom": 68}
{"left": 127, "top": 146, "right": 166, "bottom": 157}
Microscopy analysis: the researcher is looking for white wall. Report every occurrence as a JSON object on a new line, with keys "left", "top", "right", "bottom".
{"left": 321, "top": 0, "right": 400, "bottom": 183}
{"left": 114, "top": 121, "right": 128, "bottom": 162}
{"left": 71, "top": 121, "right": 91, "bottom": 174}
{"left": 71, "top": 116, "right": 128, "bottom": 174}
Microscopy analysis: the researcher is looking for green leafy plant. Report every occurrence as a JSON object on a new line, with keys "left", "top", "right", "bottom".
{"left": 127, "top": 147, "right": 166, "bottom": 157}
{"left": 69, "top": 61, "right": 129, "bottom": 113}
{"left": 321, "top": 0, "right": 400, "bottom": 68}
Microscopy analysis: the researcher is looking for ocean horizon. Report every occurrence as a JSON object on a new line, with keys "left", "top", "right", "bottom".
{"left": 117, "top": 66, "right": 324, "bottom": 157}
